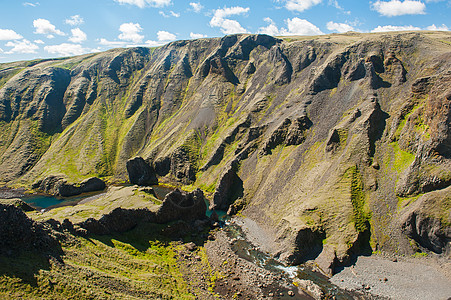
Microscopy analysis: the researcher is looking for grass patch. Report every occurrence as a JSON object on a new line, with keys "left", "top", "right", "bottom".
{"left": 0, "top": 223, "right": 196, "bottom": 299}
{"left": 390, "top": 142, "right": 415, "bottom": 172}
{"left": 346, "top": 166, "right": 371, "bottom": 233}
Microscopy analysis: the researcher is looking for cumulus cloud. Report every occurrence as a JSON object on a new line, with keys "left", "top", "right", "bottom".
{"left": 44, "top": 43, "right": 88, "bottom": 56}
{"left": 159, "top": 11, "right": 180, "bottom": 17}
{"left": 0, "top": 29, "right": 23, "bottom": 40}
{"left": 326, "top": 21, "right": 354, "bottom": 33}
{"left": 33, "top": 19, "right": 65, "bottom": 38}
{"left": 210, "top": 6, "right": 250, "bottom": 34}
{"left": 190, "top": 32, "right": 206, "bottom": 39}
{"left": 371, "top": 0, "right": 426, "bottom": 17}
{"left": 157, "top": 30, "right": 176, "bottom": 41}
{"left": 189, "top": 2, "right": 203, "bottom": 13}
{"left": 69, "top": 28, "right": 87, "bottom": 43}
{"left": 258, "top": 17, "right": 323, "bottom": 36}
{"left": 65, "top": 15, "right": 84, "bottom": 26}
{"left": 282, "top": 18, "right": 324, "bottom": 35}
{"left": 98, "top": 38, "right": 127, "bottom": 47}
{"left": 371, "top": 25, "right": 421, "bottom": 32}
{"left": 34, "top": 39, "right": 44, "bottom": 44}
{"left": 258, "top": 18, "right": 282, "bottom": 36}
{"left": 5, "top": 39, "right": 39, "bottom": 54}
{"left": 118, "top": 23, "right": 144, "bottom": 43}
{"left": 284, "top": 0, "right": 322, "bottom": 12}
{"left": 426, "top": 24, "right": 449, "bottom": 30}
{"left": 115, "top": 0, "right": 171, "bottom": 8}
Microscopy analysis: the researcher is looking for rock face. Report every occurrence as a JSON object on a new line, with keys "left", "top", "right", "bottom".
{"left": 0, "top": 31, "right": 450, "bottom": 271}
{"left": 126, "top": 156, "right": 158, "bottom": 186}
{"left": 156, "top": 188, "right": 207, "bottom": 223}
{"left": 212, "top": 163, "right": 243, "bottom": 211}
{"left": 75, "top": 188, "right": 207, "bottom": 235}
{"left": 32, "top": 176, "right": 106, "bottom": 197}
{"left": 0, "top": 204, "right": 59, "bottom": 254}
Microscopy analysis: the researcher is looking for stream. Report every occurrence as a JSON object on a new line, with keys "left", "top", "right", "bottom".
{"left": 224, "top": 221, "right": 359, "bottom": 299}
{"left": 18, "top": 185, "right": 360, "bottom": 299}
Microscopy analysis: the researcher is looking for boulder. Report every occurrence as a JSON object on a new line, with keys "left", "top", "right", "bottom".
{"left": 0, "top": 204, "right": 60, "bottom": 254}
{"left": 32, "top": 176, "right": 106, "bottom": 197}
{"left": 156, "top": 188, "right": 207, "bottom": 223}
{"left": 126, "top": 156, "right": 158, "bottom": 186}
{"left": 211, "top": 164, "right": 243, "bottom": 211}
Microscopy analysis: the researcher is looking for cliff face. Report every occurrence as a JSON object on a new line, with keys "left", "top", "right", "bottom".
{"left": 1, "top": 31, "right": 450, "bottom": 272}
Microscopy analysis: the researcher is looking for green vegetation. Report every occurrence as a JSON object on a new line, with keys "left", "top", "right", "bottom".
{"left": 397, "top": 194, "right": 422, "bottom": 210}
{"left": 346, "top": 166, "right": 371, "bottom": 233}
{"left": 0, "top": 223, "right": 198, "bottom": 299}
{"left": 390, "top": 142, "right": 415, "bottom": 172}
{"left": 0, "top": 68, "right": 23, "bottom": 89}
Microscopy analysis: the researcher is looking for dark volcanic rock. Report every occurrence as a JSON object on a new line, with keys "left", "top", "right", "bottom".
{"left": 78, "top": 208, "right": 155, "bottom": 235}
{"left": 156, "top": 188, "right": 207, "bottom": 223}
{"left": 126, "top": 156, "right": 158, "bottom": 186}
{"left": 0, "top": 204, "right": 59, "bottom": 254}
{"left": 212, "top": 163, "right": 243, "bottom": 211}
{"left": 0, "top": 198, "right": 35, "bottom": 212}
{"left": 402, "top": 212, "right": 450, "bottom": 254}
{"left": 32, "top": 176, "right": 106, "bottom": 197}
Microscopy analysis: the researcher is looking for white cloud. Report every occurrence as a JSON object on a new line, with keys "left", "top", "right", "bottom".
{"left": 210, "top": 6, "right": 250, "bottom": 34}
{"left": 157, "top": 30, "right": 176, "bottom": 41}
{"left": 23, "top": 2, "right": 39, "bottom": 7}
{"left": 426, "top": 24, "right": 449, "bottom": 30}
{"left": 44, "top": 43, "right": 88, "bottom": 56}
{"left": 190, "top": 32, "right": 206, "bottom": 39}
{"left": 65, "top": 15, "right": 84, "bottom": 26}
{"left": 190, "top": 2, "right": 203, "bottom": 13}
{"left": 282, "top": 18, "right": 324, "bottom": 35}
{"left": 159, "top": 10, "right": 180, "bottom": 17}
{"left": 326, "top": 21, "right": 354, "bottom": 33}
{"left": 0, "top": 29, "right": 23, "bottom": 40}
{"left": 5, "top": 39, "right": 39, "bottom": 54}
{"left": 34, "top": 39, "right": 44, "bottom": 44}
{"left": 258, "top": 17, "right": 323, "bottom": 36}
{"left": 371, "top": 25, "right": 421, "bottom": 32}
{"left": 258, "top": 18, "right": 282, "bottom": 36}
{"left": 285, "top": 0, "right": 322, "bottom": 12}
{"left": 371, "top": 0, "right": 426, "bottom": 17}
{"left": 98, "top": 38, "right": 127, "bottom": 47}
{"left": 118, "top": 23, "right": 144, "bottom": 43}
{"left": 114, "top": 0, "right": 171, "bottom": 8}
{"left": 33, "top": 19, "right": 65, "bottom": 38}
{"left": 69, "top": 28, "right": 87, "bottom": 43}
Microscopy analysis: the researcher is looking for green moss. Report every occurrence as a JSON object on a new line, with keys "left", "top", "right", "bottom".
{"left": 390, "top": 142, "right": 415, "bottom": 172}
{"left": 0, "top": 222, "right": 196, "bottom": 299}
{"left": 346, "top": 166, "right": 371, "bottom": 233}
{"left": 397, "top": 194, "right": 421, "bottom": 210}
{"left": 0, "top": 68, "right": 23, "bottom": 89}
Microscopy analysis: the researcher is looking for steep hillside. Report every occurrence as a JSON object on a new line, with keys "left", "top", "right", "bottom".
{"left": 0, "top": 31, "right": 450, "bottom": 273}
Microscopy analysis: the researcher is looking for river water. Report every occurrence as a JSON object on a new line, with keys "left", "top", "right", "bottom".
{"left": 18, "top": 185, "right": 361, "bottom": 299}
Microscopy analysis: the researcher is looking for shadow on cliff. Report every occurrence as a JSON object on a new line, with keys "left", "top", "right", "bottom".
{"left": 0, "top": 203, "right": 63, "bottom": 287}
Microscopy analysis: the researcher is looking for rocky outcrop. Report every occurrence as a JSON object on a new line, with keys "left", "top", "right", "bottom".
{"left": 0, "top": 198, "right": 35, "bottom": 211}
{"left": 74, "top": 188, "right": 207, "bottom": 235}
{"left": 0, "top": 203, "right": 60, "bottom": 254}
{"left": 156, "top": 188, "right": 207, "bottom": 223}
{"left": 126, "top": 156, "right": 158, "bottom": 186}
{"left": 32, "top": 176, "right": 106, "bottom": 197}
{"left": 78, "top": 208, "right": 154, "bottom": 235}
{"left": 212, "top": 163, "right": 243, "bottom": 211}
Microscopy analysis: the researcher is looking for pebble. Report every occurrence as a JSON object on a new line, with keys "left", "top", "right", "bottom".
{"left": 268, "top": 292, "right": 274, "bottom": 297}
{"left": 288, "top": 290, "right": 294, "bottom": 296}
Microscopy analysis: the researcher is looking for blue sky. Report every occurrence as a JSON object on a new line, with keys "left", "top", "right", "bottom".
{"left": 0, "top": 0, "right": 450, "bottom": 63}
